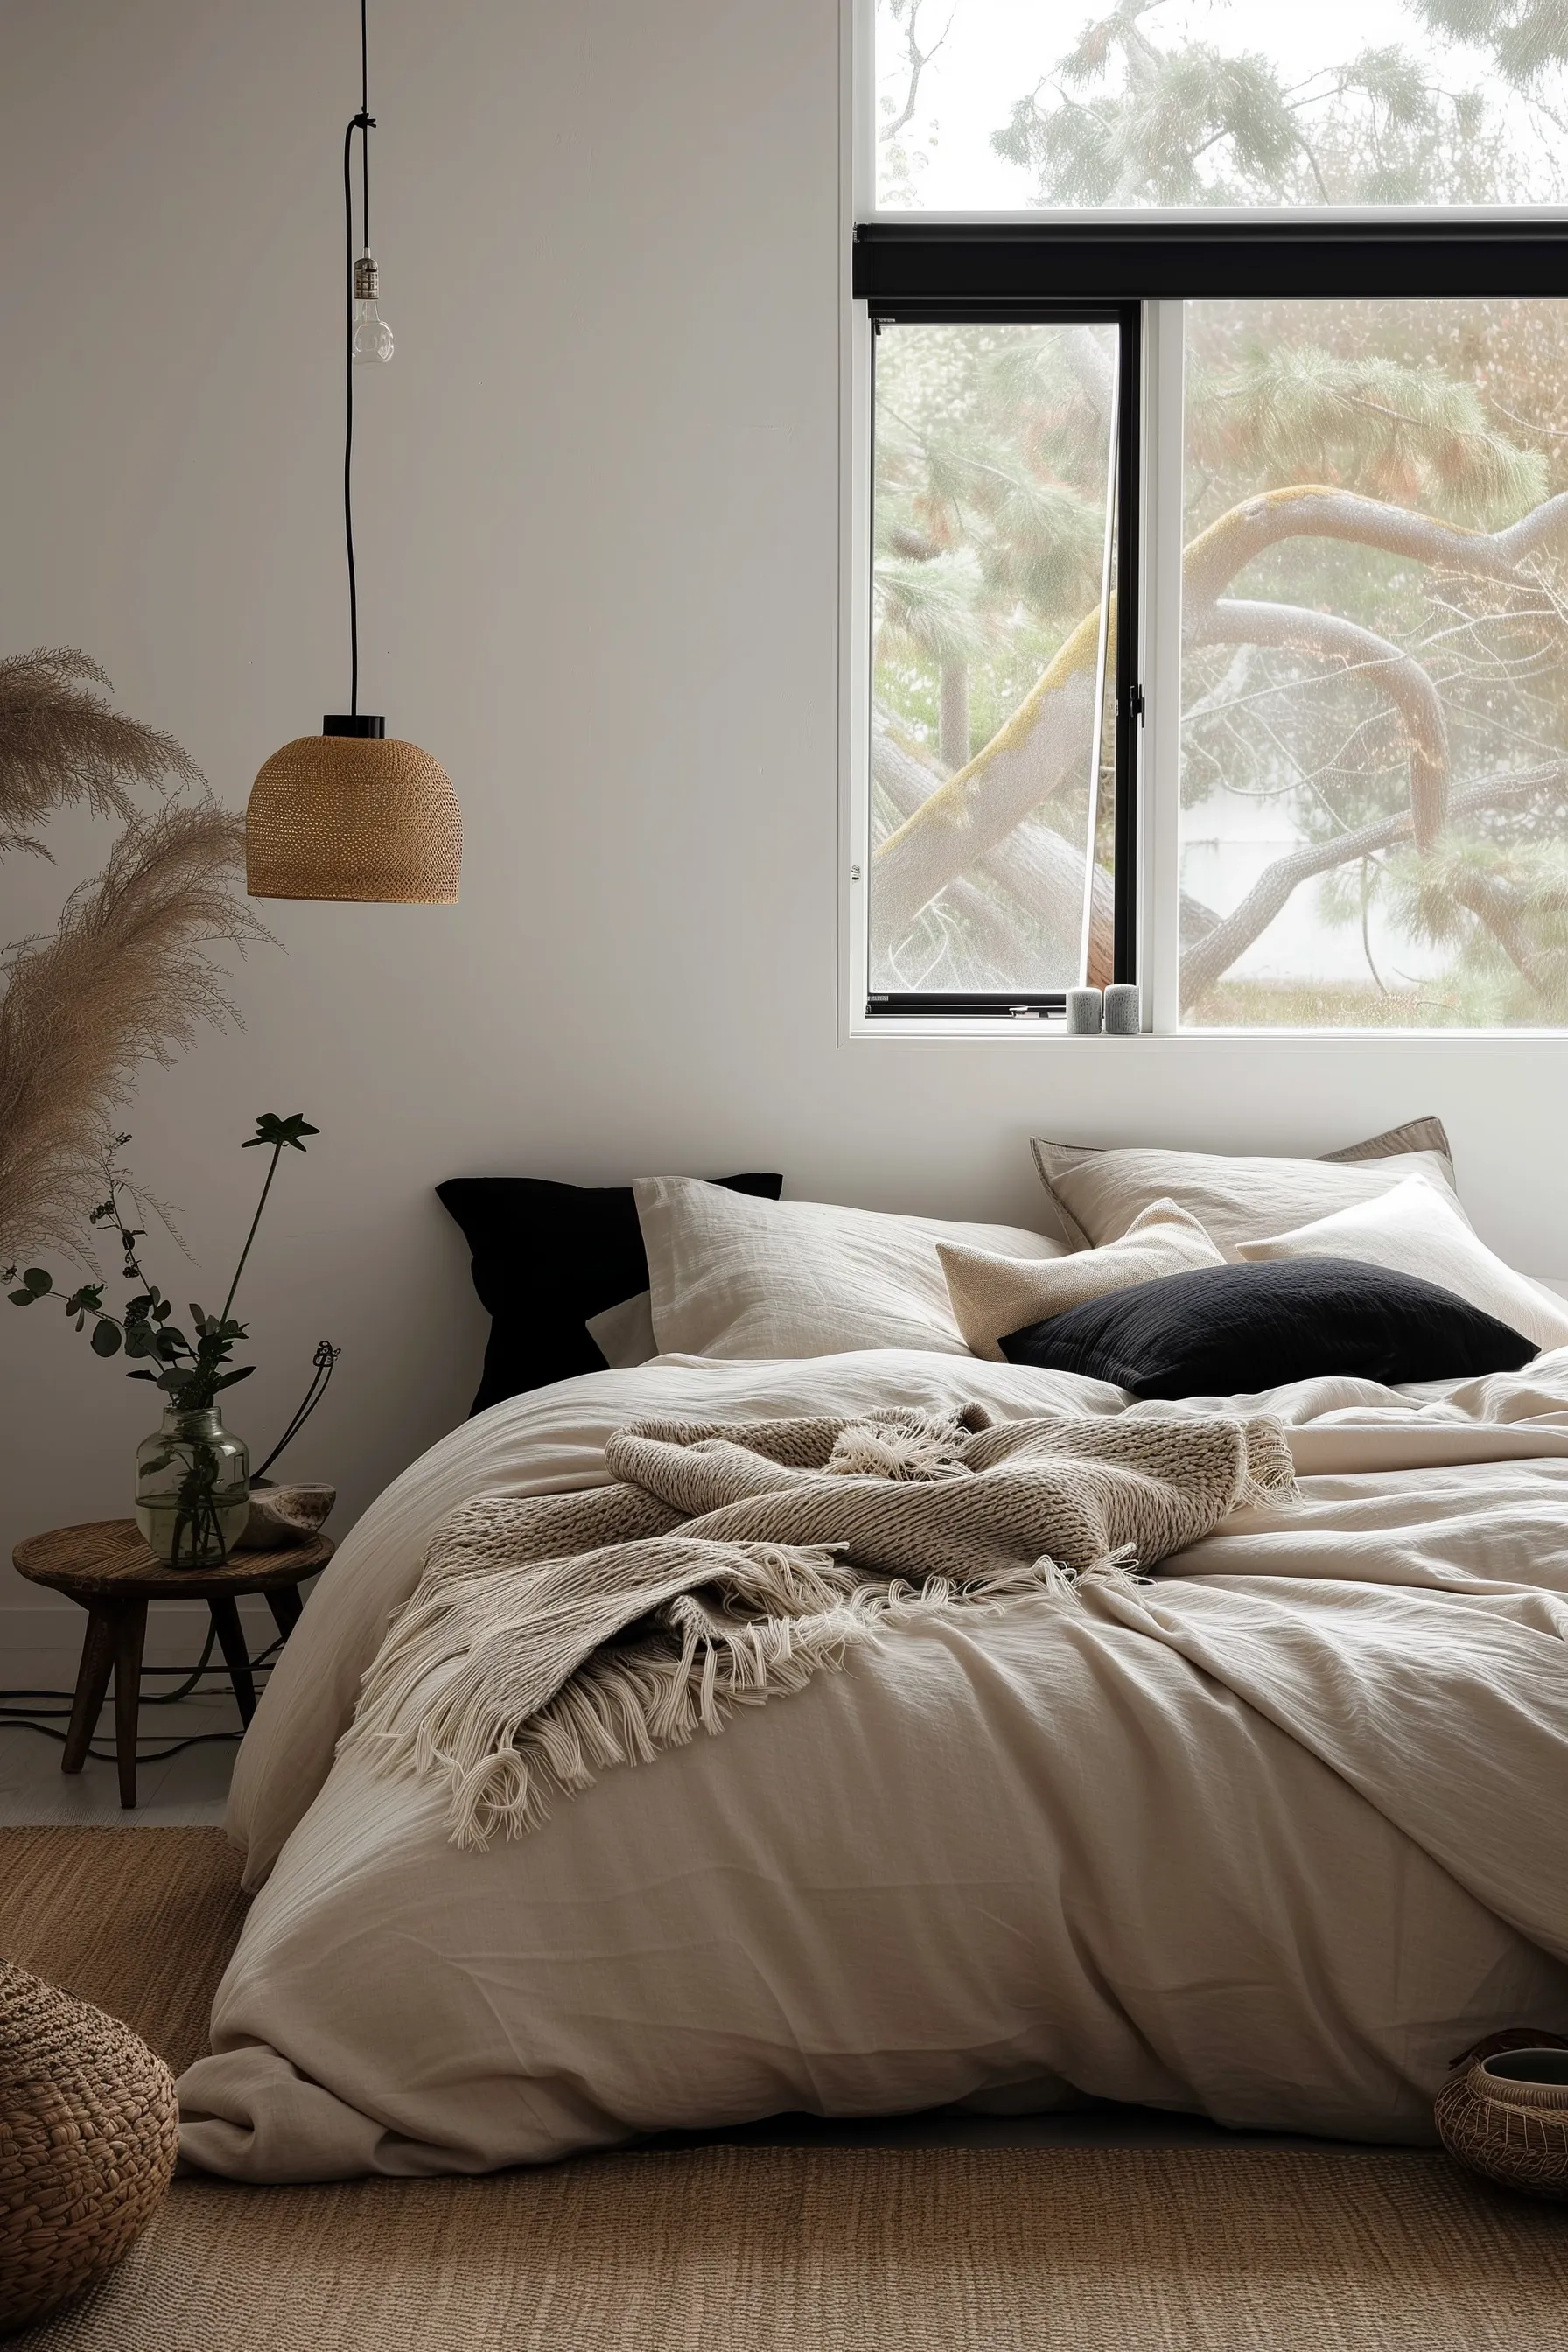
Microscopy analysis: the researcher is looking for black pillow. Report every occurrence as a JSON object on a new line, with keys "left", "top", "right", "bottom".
{"left": 998, "top": 1257, "right": 1537, "bottom": 1399}
{"left": 438, "top": 1172, "right": 783, "bottom": 1414}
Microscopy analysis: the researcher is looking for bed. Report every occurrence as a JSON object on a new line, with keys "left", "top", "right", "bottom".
{"left": 175, "top": 1134, "right": 1568, "bottom": 2180}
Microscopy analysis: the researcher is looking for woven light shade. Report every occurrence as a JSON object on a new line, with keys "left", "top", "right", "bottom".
{"left": 246, "top": 732, "right": 461, "bottom": 903}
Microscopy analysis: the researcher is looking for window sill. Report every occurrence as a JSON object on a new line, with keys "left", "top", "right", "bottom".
{"left": 843, "top": 1018, "right": 1568, "bottom": 1045}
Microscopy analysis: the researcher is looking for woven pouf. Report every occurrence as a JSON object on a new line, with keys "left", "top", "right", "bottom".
{"left": 0, "top": 1957, "right": 178, "bottom": 2334}
{"left": 1436, "top": 2028, "right": 1568, "bottom": 2202}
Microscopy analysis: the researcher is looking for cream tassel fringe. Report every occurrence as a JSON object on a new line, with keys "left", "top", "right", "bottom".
{"left": 346, "top": 1543, "right": 1123, "bottom": 1851}
{"left": 1235, "top": 1418, "right": 1301, "bottom": 1511}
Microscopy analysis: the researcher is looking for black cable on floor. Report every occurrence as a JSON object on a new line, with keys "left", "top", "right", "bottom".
{"left": 0, "top": 1631, "right": 287, "bottom": 1762}
{"left": 0, "top": 1718, "right": 260, "bottom": 1765}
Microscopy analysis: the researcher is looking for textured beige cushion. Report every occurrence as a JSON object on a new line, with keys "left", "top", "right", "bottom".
{"left": 1031, "top": 1118, "right": 1463, "bottom": 1257}
{"left": 939, "top": 1200, "right": 1225, "bottom": 1362}
{"left": 1237, "top": 1180, "right": 1568, "bottom": 1354}
{"left": 635, "top": 1177, "right": 1064, "bottom": 1361}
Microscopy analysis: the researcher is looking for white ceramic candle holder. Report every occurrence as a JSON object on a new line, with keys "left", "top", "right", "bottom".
{"left": 1104, "top": 983, "right": 1141, "bottom": 1035}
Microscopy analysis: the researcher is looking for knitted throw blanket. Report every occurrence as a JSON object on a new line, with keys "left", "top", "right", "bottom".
{"left": 344, "top": 1406, "right": 1297, "bottom": 1848}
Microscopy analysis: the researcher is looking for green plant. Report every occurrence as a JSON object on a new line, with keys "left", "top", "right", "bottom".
{"left": 5, "top": 1110, "right": 319, "bottom": 1408}
{"left": 5, "top": 1111, "right": 338, "bottom": 1567}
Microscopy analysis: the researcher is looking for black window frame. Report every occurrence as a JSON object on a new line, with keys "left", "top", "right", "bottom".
{"left": 852, "top": 219, "right": 1568, "bottom": 1024}
{"left": 862, "top": 292, "right": 1141, "bottom": 1019}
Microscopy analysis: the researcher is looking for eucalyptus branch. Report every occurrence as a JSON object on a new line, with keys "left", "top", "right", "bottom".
{"left": 4, "top": 1110, "right": 319, "bottom": 1412}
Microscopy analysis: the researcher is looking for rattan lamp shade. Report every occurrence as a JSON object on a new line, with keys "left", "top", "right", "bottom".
{"left": 246, "top": 732, "right": 461, "bottom": 902}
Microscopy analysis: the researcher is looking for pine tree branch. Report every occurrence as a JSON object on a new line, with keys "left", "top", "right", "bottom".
{"left": 1180, "top": 764, "right": 1568, "bottom": 1007}
{"left": 1190, "top": 598, "right": 1450, "bottom": 847}
{"left": 1183, "top": 486, "right": 1568, "bottom": 608}
{"left": 872, "top": 612, "right": 1103, "bottom": 938}
{"left": 878, "top": 0, "right": 957, "bottom": 144}
{"left": 1449, "top": 872, "right": 1538, "bottom": 984}
{"left": 876, "top": 486, "right": 1568, "bottom": 938}
{"left": 871, "top": 720, "right": 1113, "bottom": 989}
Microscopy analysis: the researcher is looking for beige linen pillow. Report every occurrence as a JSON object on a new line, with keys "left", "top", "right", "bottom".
{"left": 1030, "top": 1117, "right": 1463, "bottom": 1256}
{"left": 1237, "top": 1178, "right": 1568, "bottom": 1354}
{"left": 635, "top": 1176, "right": 1064, "bottom": 1361}
{"left": 938, "top": 1200, "right": 1225, "bottom": 1362}
{"left": 584, "top": 1289, "right": 658, "bottom": 1369}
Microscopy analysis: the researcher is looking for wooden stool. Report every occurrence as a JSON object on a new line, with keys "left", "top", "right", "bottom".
{"left": 10, "top": 1520, "right": 333, "bottom": 1810}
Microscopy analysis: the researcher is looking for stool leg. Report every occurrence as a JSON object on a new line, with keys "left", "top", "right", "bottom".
{"left": 210, "top": 1599, "right": 257, "bottom": 1725}
{"left": 266, "top": 1583, "right": 304, "bottom": 1640}
{"left": 111, "top": 1602, "right": 147, "bottom": 1810}
{"left": 62, "top": 1606, "right": 115, "bottom": 1774}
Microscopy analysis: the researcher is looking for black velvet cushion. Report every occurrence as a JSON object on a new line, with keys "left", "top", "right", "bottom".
{"left": 438, "top": 1172, "right": 783, "bottom": 1415}
{"left": 998, "top": 1257, "right": 1537, "bottom": 1399}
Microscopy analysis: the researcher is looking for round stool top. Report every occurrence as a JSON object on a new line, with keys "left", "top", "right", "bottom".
{"left": 11, "top": 1519, "right": 333, "bottom": 1602}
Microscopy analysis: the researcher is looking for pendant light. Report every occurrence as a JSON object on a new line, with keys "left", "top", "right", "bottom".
{"left": 247, "top": 0, "right": 461, "bottom": 903}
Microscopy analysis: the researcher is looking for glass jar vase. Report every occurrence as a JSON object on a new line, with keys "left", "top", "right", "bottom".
{"left": 134, "top": 1405, "right": 250, "bottom": 1568}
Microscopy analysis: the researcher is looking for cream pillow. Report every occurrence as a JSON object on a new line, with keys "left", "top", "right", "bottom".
{"left": 938, "top": 1200, "right": 1225, "bottom": 1362}
{"left": 635, "top": 1177, "right": 1065, "bottom": 1361}
{"left": 1031, "top": 1118, "right": 1465, "bottom": 1257}
{"left": 584, "top": 1289, "right": 658, "bottom": 1369}
{"left": 1236, "top": 1178, "right": 1568, "bottom": 1354}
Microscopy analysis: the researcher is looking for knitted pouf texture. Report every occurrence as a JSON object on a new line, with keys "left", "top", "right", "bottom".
{"left": 0, "top": 1956, "right": 178, "bottom": 2334}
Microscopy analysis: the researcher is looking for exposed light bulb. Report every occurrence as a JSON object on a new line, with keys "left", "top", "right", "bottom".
{"left": 352, "top": 251, "right": 394, "bottom": 364}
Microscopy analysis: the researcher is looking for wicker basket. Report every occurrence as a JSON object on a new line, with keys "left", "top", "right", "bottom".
{"left": 0, "top": 1957, "right": 178, "bottom": 2333}
{"left": 1435, "top": 2028, "right": 1568, "bottom": 2202}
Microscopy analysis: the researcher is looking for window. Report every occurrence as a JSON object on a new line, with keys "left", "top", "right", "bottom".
{"left": 868, "top": 311, "right": 1138, "bottom": 1011}
{"left": 1180, "top": 297, "right": 1568, "bottom": 1029}
{"left": 854, "top": 4, "right": 1568, "bottom": 1030}
{"left": 873, "top": 0, "right": 1568, "bottom": 213}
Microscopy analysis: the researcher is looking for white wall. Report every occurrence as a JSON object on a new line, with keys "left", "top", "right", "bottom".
{"left": 4, "top": 0, "right": 1567, "bottom": 1669}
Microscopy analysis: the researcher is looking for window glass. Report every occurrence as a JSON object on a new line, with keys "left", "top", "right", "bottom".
{"left": 869, "top": 318, "right": 1121, "bottom": 998}
{"left": 875, "top": 2, "right": 1568, "bottom": 212}
{"left": 1179, "top": 297, "right": 1568, "bottom": 1028}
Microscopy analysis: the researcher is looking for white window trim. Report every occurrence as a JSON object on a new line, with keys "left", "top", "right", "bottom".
{"left": 1143, "top": 298, "right": 1182, "bottom": 1036}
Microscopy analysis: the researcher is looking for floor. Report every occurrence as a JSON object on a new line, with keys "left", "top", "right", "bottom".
{"left": 0, "top": 1681, "right": 242, "bottom": 1825}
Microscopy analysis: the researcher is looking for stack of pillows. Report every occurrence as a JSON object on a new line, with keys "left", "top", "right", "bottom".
{"left": 936, "top": 1184, "right": 1551, "bottom": 1396}
{"left": 441, "top": 1119, "right": 1568, "bottom": 1410}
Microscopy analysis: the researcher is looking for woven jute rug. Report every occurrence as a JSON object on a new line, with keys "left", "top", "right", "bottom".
{"left": 4, "top": 1827, "right": 1567, "bottom": 2351}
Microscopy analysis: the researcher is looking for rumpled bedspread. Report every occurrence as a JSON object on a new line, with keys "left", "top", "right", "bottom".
{"left": 178, "top": 1349, "right": 1568, "bottom": 2180}
{"left": 343, "top": 1405, "right": 1295, "bottom": 1847}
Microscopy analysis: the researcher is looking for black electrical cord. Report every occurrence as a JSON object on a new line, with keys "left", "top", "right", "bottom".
{"left": 344, "top": 0, "right": 375, "bottom": 716}
{"left": 344, "top": 121, "right": 364, "bottom": 718}
{"left": 360, "top": 0, "right": 371, "bottom": 245}
{"left": 253, "top": 1344, "right": 340, "bottom": 1488}
{"left": 0, "top": 1722, "right": 262, "bottom": 1766}
{"left": 0, "top": 1633, "right": 286, "bottom": 1765}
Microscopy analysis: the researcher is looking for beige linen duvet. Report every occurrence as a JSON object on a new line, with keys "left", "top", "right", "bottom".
{"left": 179, "top": 1351, "right": 1568, "bottom": 2181}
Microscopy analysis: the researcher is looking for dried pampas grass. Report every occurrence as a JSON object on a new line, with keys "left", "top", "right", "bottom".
{"left": 0, "top": 653, "right": 269, "bottom": 1268}
{"left": 0, "top": 648, "right": 202, "bottom": 857}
